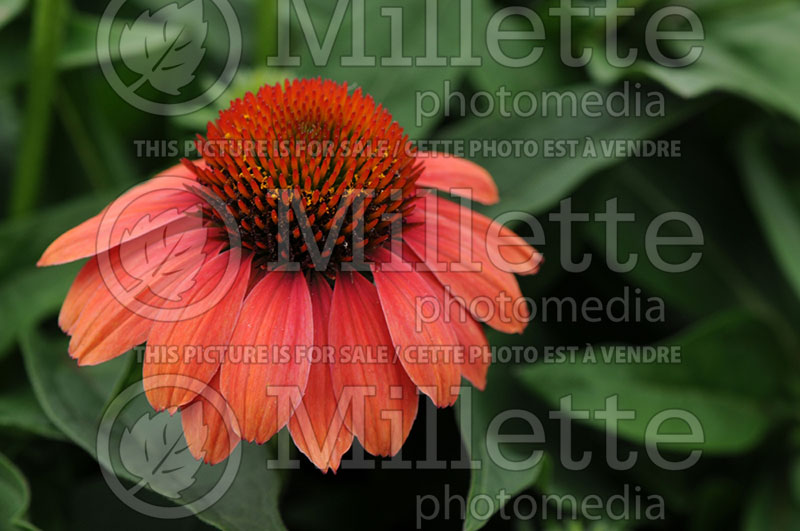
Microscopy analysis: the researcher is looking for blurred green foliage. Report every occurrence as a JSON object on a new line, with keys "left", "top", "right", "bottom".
{"left": 2, "top": 0, "right": 800, "bottom": 529}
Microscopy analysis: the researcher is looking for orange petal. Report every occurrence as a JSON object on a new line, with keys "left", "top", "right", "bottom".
{"left": 220, "top": 270, "right": 313, "bottom": 444}
{"left": 451, "top": 310, "right": 491, "bottom": 391}
{"left": 144, "top": 251, "right": 252, "bottom": 411}
{"left": 432, "top": 195, "right": 541, "bottom": 275}
{"left": 404, "top": 196, "right": 537, "bottom": 334}
{"left": 329, "top": 272, "right": 418, "bottom": 457}
{"left": 289, "top": 273, "right": 353, "bottom": 472}
{"left": 412, "top": 265, "right": 492, "bottom": 391}
{"left": 67, "top": 228, "right": 218, "bottom": 365}
{"left": 415, "top": 152, "right": 499, "bottom": 205}
{"left": 181, "top": 373, "right": 241, "bottom": 465}
{"left": 58, "top": 257, "right": 103, "bottom": 333}
{"left": 370, "top": 246, "right": 461, "bottom": 407}
{"left": 38, "top": 162, "right": 206, "bottom": 266}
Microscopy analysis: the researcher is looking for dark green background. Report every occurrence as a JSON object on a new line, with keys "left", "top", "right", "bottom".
{"left": 2, "top": 0, "right": 800, "bottom": 529}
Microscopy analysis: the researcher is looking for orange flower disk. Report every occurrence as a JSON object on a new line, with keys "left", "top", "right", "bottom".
{"left": 38, "top": 78, "right": 542, "bottom": 472}
{"left": 186, "top": 79, "right": 420, "bottom": 271}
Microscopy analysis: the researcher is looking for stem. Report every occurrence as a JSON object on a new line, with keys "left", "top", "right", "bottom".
{"left": 255, "top": 0, "right": 277, "bottom": 64}
{"left": 9, "top": 0, "right": 67, "bottom": 218}
{"left": 55, "top": 83, "right": 109, "bottom": 191}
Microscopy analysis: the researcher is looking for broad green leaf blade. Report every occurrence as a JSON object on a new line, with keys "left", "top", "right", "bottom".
{"left": 0, "top": 451, "right": 34, "bottom": 530}
{"left": 581, "top": 165, "right": 736, "bottom": 318}
{"left": 437, "top": 86, "right": 699, "bottom": 216}
{"left": 107, "top": 384, "right": 287, "bottom": 530}
{"left": 468, "top": 0, "right": 581, "bottom": 95}
{"left": 0, "top": 193, "right": 110, "bottom": 277}
{"left": 20, "top": 328, "right": 132, "bottom": 454}
{"left": 0, "top": 387, "right": 64, "bottom": 440}
{"left": 518, "top": 309, "right": 785, "bottom": 454}
{"left": 20, "top": 328, "right": 286, "bottom": 530}
{"left": 457, "top": 367, "right": 548, "bottom": 531}
{"left": 739, "top": 127, "right": 800, "bottom": 304}
{"left": 196, "top": 444, "right": 286, "bottom": 531}
{"left": 0, "top": 264, "right": 82, "bottom": 358}
{"left": 590, "top": 2, "right": 800, "bottom": 124}
{"left": 580, "top": 154, "right": 800, "bottom": 348}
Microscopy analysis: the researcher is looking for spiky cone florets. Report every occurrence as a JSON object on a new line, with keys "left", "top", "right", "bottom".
{"left": 182, "top": 78, "right": 421, "bottom": 273}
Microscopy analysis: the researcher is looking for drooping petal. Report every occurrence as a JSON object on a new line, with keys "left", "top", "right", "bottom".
{"left": 329, "top": 272, "right": 418, "bottom": 457}
{"left": 415, "top": 152, "right": 499, "bottom": 205}
{"left": 412, "top": 265, "right": 492, "bottom": 391}
{"left": 370, "top": 246, "right": 461, "bottom": 407}
{"left": 67, "top": 227, "right": 219, "bottom": 365}
{"left": 144, "top": 251, "right": 252, "bottom": 411}
{"left": 220, "top": 270, "right": 313, "bottom": 444}
{"left": 38, "top": 162, "right": 207, "bottom": 266}
{"left": 58, "top": 257, "right": 103, "bottom": 333}
{"left": 404, "top": 196, "right": 539, "bottom": 333}
{"left": 289, "top": 273, "right": 353, "bottom": 472}
{"left": 181, "top": 373, "right": 241, "bottom": 465}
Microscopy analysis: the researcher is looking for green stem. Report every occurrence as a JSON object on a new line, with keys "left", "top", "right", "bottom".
{"left": 55, "top": 83, "right": 110, "bottom": 191}
{"left": 9, "top": 0, "right": 67, "bottom": 218}
{"left": 255, "top": 0, "right": 277, "bottom": 64}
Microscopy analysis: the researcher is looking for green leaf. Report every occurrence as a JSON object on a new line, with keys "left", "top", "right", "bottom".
{"left": 590, "top": 2, "right": 800, "bottom": 124}
{"left": 107, "top": 387, "right": 287, "bottom": 530}
{"left": 437, "top": 86, "right": 699, "bottom": 216}
{"left": 581, "top": 164, "right": 736, "bottom": 318}
{"left": 196, "top": 443, "right": 286, "bottom": 531}
{"left": 0, "top": 387, "right": 64, "bottom": 440}
{"left": 20, "top": 328, "right": 132, "bottom": 454}
{"left": 0, "top": 264, "right": 82, "bottom": 358}
{"left": 579, "top": 153, "right": 800, "bottom": 353}
{"left": 0, "top": 450, "right": 34, "bottom": 530}
{"left": 467, "top": 0, "right": 581, "bottom": 94}
{"left": 20, "top": 328, "right": 286, "bottom": 530}
{"left": 457, "top": 366, "right": 547, "bottom": 531}
{"left": 517, "top": 309, "right": 784, "bottom": 454}
{"left": 0, "top": 192, "right": 110, "bottom": 276}
{"left": 739, "top": 127, "right": 800, "bottom": 305}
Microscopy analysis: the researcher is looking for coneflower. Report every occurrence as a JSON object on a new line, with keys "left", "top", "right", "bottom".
{"left": 38, "top": 78, "right": 541, "bottom": 472}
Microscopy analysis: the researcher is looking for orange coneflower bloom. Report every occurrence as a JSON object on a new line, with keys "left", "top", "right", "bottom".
{"left": 38, "top": 78, "right": 541, "bottom": 472}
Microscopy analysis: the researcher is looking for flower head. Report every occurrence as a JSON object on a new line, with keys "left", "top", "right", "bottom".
{"left": 38, "top": 78, "right": 541, "bottom": 472}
